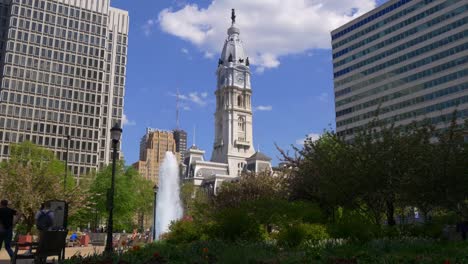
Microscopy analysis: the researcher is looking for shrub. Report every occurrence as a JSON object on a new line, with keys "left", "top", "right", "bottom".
{"left": 328, "top": 210, "right": 379, "bottom": 242}
{"left": 402, "top": 223, "right": 444, "bottom": 239}
{"left": 277, "top": 224, "right": 306, "bottom": 248}
{"left": 278, "top": 223, "right": 329, "bottom": 248}
{"left": 166, "top": 216, "right": 202, "bottom": 244}
{"left": 211, "top": 208, "right": 264, "bottom": 241}
{"left": 303, "top": 223, "right": 329, "bottom": 243}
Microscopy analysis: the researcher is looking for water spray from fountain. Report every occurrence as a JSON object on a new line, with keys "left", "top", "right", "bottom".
{"left": 154, "top": 152, "right": 183, "bottom": 240}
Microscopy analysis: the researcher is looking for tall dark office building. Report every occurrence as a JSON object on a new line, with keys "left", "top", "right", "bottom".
{"left": 332, "top": 0, "right": 468, "bottom": 138}
{"left": 173, "top": 129, "right": 187, "bottom": 161}
{"left": 0, "top": 0, "right": 129, "bottom": 178}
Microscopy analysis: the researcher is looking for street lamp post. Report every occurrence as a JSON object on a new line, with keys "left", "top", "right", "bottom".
{"left": 104, "top": 124, "right": 122, "bottom": 254}
{"left": 64, "top": 135, "right": 71, "bottom": 192}
{"left": 153, "top": 185, "right": 158, "bottom": 241}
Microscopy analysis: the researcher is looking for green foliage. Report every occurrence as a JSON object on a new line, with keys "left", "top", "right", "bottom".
{"left": 62, "top": 239, "right": 468, "bottom": 264}
{"left": 286, "top": 114, "right": 468, "bottom": 232}
{"left": 328, "top": 210, "right": 380, "bottom": 242}
{"left": 0, "top": 141, "right": 83, "bottom": 233}
{"left": 211, "top": 207, "right": 265, "bottom": 242}
{"left": 278, "top": 223, "right": 329, "bottom": 248}
{"left": 87, "top": 161, "right": 154, "bottom": 231}
{"left": 277, "top": 224, "right": 306, "bottom": 248}
{"left": 166, "top": 218, "right": 202, "bottom": 244}
{"left": 302, "top": 223, "right": 330, "bottom": 243}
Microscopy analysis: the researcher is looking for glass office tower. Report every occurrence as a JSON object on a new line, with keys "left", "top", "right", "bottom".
{"left": 332, "top": 0, "right": 467, "bottom": 138}
{"left": 0, "top": 0, "right": 129, "bottom": 179}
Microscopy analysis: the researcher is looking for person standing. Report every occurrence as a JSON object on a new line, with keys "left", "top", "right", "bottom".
{"left": 35, "top": 202, "right": 55, "bottom": 231}
{"left": 0, "top": 200, "right": 18, "bottom": 258}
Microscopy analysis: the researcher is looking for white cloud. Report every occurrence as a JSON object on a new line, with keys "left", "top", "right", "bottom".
{"left": 158, "top": 0, "right": 376, "bottom": 70}
{"left": 142, "top": 19, "right": 157, "bottom": 36}
{"left": 170, "top": 91, "right": 210, "bottom": 107}
{"left": 181, "top": 48, "right": 189, "bottom": 54}
{"left": 255, "top": 105, "right": 273, "bottom": 111}
{"left": 296, "top": 133, "right": 321, "bottom": 145}
{"left": 122, "top": 114, "right": 136, "bottom": 127}
{"left": 317, "top": 92, "right": 329, "bottom": 102}
{"left": 204, "top": 51, "right": 215, "bottom": 59}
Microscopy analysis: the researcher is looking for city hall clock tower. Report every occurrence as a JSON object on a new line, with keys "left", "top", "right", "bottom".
{"left": 211, "top": 10, "right": 255, "bottom": 176}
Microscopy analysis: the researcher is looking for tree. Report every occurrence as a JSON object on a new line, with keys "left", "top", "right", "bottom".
{"left": 214, "top": 171, "right": 288, "bottom": 210}
{"left": 0, "top": 141, "right": 84, "bottom": 233}
{"left": 88, "top": 162, "right": 154, "bottom": 231}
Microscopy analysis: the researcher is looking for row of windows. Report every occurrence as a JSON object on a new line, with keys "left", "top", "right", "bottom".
{"left": 0, "top": 130, "right": 98, "bottom": 154}
{"left": 11, "top": 12, "right": 106, "bottom": 39}
{"left": 6, "top": 40, "right": 105, "bottom": 70}
{"left": 332, "top": 0, "right": 412, "bottom": 40}
{"left": 334, "top": 24, "right": 468, "bottom": 78}
{"left": 6, "top": 46, "right": 104, "bottom": 72}
{"left": 333, "top": 0, "right": 435, "bottom": 49}
{"left": 4, "top": 66, "right": 104, "bottom": 88}
{"left": 333, "top": 0, "right": 463, "bottom": 59}
{"left": 0, "top": 104, "right": 102, "bottom": 130}
{"left": 336, "top": 57, "right": 468, "bottom": 108}
{"left": 7, "top": 32, "right": 105, "bottom": 59}
{"left": 336, "top": 69, "right": 468, "bottom": 117}
{"left": 0, "top": 135, "right": 97, "bottom": 165}
{"left": 10, "top": 19, "right": 103, "bottom": 48}
{"left": 13, "top": 0, "right": 106, "bottom": 25}
{"left": 3, "top": 92, "right": 101, "bottom": 116}
{"left": 335, "top": 34, "right": 467, "bottom": 88}
{"left": 334, "top": 5, "right": 467, "bottom": 68}
{"left": 337, "top": 108, "right": 468, "bottom": 137}
{"left": 338, "top": 93, "right": 468, "bottom": 128}
{"left": 0, "top": 109, "right": 99, "bottom": 133}
{"left": 335, "top": 43, "right": 468, "bottom": 98}
{"left": 3, "top": 77, "right": 106, "bottom": 98}
{"left": 337, "top": 82, "right": 468, "bottom": 123}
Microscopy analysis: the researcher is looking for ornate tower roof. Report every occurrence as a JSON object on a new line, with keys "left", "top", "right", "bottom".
{"left": 219, "top": 9, "right": 250, "bottom": 67}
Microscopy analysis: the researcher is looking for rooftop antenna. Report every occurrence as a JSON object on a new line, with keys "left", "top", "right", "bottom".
{"left": 192, "top": 126, "right": 196, "bottom": 146}
{"left": 176, "top": 88, "right": 180, "bottom": 130}
{"left": 257, "top": 144, "right": 260, "bottom": 152}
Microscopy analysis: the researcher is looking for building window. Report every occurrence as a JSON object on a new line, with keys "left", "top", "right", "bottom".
{"left": 237, "top": 95, "right": 244, "bottom": 107}
{"left": 238, "top": 116, "right": 245, "bottom": 132}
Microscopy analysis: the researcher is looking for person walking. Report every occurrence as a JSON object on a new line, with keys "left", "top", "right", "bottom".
{"left": 0, "top": 200, "right": 19, "bottom": 259}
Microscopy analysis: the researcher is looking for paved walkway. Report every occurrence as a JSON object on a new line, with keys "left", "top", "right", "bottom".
{"left": 0, "top": 246, "right": 105, "bottom": 263}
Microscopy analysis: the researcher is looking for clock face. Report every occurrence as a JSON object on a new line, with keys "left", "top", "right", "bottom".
{"left": 236, "top": 73, "right": 245, "bottom": 84}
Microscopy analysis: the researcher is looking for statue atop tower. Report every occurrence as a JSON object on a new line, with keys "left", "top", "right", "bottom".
{"left": 231, "top": 9, "right": 236, "bottom": 25}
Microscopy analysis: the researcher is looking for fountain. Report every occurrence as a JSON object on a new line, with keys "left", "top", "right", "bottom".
{"left": 154, "top": 151, "right": 183, "bottom": 240}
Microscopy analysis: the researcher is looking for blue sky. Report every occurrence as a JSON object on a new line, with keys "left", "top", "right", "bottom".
{"left": 111, "top": 0, "right": 388, "bottom": 165}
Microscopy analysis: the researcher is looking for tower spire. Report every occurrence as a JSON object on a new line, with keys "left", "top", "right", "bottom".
{"left": 231, "top": 9, "right": 236, "bottom": 25}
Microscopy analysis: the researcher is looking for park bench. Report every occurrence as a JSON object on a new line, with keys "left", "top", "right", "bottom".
{"left": 89, "top": 233, "right": 106, "bottom": 246}
{"left": 12, "top": 230, "right": 67, "bottom": 264}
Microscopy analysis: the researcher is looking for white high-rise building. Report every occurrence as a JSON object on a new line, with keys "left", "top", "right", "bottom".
{"left": 183, "top": 10, "right": 271, "bottom": 193}
{"left": 0, "top": 0, "right": 129, "bottom": 179}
